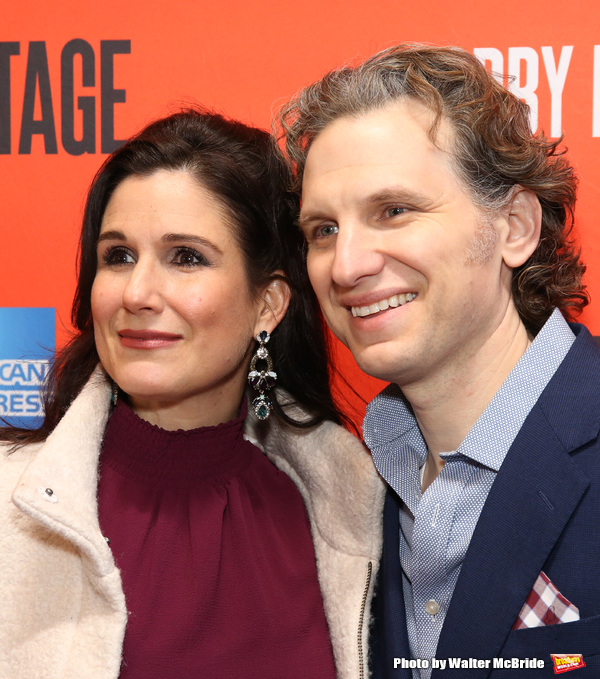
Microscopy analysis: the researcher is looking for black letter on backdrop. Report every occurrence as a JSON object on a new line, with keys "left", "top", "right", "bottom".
{"left": 19, "top": 41, "right": 58, "bottom": 154}
{"left": 61, "top": 39, "right": 96, "bottom": 155}
{"left": 101, "top": 40, "right": 130, "bottom": 153}
{"left": 0, "top": 42, "right": 20, "bottom": 154}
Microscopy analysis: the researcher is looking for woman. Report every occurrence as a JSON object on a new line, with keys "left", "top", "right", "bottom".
{"left": 0, "top": 109, "right": 384, "bottom": 679}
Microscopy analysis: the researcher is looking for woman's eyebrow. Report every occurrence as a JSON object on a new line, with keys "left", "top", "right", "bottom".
{"left": 97, "top": 230, "right": 126, "bottom": 243}
{"left": 96, "top": 231, "right": 224, "bottom": 256}
{"left": 162, "top": 233, "right": 224, "bottom": 255}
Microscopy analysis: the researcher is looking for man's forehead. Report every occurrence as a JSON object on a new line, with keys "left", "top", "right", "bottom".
{"left": 306, "top": 97, "right": 452, "bottom": 160}
{"left": 301, "top": 99, "right": 457, "bottom": 202}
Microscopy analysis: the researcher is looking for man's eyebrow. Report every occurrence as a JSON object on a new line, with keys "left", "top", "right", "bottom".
{"left": 298, "top": 186, "right": 430, "bottom": 229}
{"left": 297, "top": 212, "right": 331, "bottom": 230}
{"left": 363, "top": 187, "right": 430, "bottom": 206}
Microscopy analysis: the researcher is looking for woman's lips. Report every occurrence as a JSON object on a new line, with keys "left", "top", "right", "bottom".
{"left": 118, "top": 330, "right": 183, "bottom": 349}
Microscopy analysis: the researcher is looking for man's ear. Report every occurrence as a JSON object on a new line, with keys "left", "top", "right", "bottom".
{"left": 253, "top": 275, "right": 291, "bottom": 336}
{"left": 500, "top": 186, "right": 542, "bottom": 268}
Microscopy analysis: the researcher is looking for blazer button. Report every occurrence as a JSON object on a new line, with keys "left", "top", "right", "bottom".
{"left": 425, "top": 599, "right": 440, "bottom": 616}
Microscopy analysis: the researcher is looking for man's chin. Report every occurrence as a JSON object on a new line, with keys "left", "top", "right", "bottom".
{"left": 353, "top": 348, "right": 402, "bottom": 384}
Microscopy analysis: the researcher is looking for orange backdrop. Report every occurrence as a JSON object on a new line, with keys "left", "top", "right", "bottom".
{"left": 3, "top": 0, "right": 600, "bottom": 423}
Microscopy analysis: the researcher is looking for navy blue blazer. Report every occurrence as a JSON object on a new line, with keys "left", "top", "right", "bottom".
{"left": 370, "top": 323, "right": 600, "bottom": 677}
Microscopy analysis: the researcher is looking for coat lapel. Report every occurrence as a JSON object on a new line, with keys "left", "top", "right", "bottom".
{"left": 370, "top": 489, "right": 412, "bottom": 679}
{"left": 434, "top": 326, "right": 600, "bottom": 676}
{"left": 11, "top": 366, "right": 115, "bottom": 575}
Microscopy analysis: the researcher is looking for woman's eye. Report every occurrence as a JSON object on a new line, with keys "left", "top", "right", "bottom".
{"left": 102, "top": 247, "right": 135, "bottom": 265}
{"left": 172, "top": 247, "right": 209, "bottom": 267}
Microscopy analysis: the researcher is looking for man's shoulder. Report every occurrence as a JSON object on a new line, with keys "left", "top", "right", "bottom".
{"left": 524, "top": 321, "right": 600, "bottom": 455}
{"left": 551, "top": 321, "right": 600, "bottom": 386}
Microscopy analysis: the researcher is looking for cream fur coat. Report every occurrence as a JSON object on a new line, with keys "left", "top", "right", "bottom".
{"left": 0, "top": 369, "right": 385, "bottom": 679}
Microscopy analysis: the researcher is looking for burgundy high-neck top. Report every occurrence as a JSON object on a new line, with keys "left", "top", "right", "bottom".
{"left": 97, "top": 400, "right": 336, "bottom": 679}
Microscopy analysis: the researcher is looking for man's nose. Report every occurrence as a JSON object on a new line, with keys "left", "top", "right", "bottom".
{"left": 330, "top": 222, "right": 384, "bottom": 288}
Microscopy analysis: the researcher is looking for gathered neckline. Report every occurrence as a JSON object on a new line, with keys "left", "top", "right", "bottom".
{"left": 100, "top": 399, "right": 252, "bottom": 487}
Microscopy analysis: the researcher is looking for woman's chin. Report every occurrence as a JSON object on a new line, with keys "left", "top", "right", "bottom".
{"left": 114, "top": 379, "right": 177, "bottom": 407}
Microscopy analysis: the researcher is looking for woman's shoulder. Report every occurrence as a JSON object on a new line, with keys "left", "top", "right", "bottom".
{"left": 0, "top": 438, "right": 43, "bottom": 462}
{"left": 245, "top": 402, "right": 385, "bottom": 558}
{"left": 287, "top": 417, "right": 370, "bottom": 465}
{"left": 0, "top": 439, "right": 42, "bottom": 499}
{"left": 283, "top": 417, "right": 380, "bottom": 488}
{"left": 245, "top": 397, "right": 368, "bottom": 464}
{"left": 245, "top": 400, "right": 383, "bottom": 500}
{"left": 0, "top": 367, "right": 111, "bottom": 484}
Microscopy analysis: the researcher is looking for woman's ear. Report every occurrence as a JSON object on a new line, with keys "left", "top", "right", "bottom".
{"left": 253, "top": 275, "right": 291, "bottom": 336}
{"left": 500, "top": 186, "right": 542, "bottom": 268}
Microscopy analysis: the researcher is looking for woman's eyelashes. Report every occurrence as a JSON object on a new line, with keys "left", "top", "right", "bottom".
{"left": 171, "top": 247, "right": 210, "bottom": 267}
{"left": 101, "top": 246, "right": 134, "bottom": 266}
{"left": 99, "top": 245, "right": 210, "bottom": 268}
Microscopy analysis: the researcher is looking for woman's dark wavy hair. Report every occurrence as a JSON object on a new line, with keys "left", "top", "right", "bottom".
{"left": 278, "top": 43, "right": 588, "bottom": 334}
{"left": 3, "top": 108, "right": 345, "bottom": 445}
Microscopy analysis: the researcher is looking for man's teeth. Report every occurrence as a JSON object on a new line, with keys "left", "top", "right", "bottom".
{"left": 351, "top": 293, "right": 417, "bottom": 318}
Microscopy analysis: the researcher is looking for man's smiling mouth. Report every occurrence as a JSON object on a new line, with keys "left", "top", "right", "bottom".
{"left": 351, "top": 293, "right": 417, "bottom": 318}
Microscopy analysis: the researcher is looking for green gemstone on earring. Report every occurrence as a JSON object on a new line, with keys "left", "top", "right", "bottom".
{"left": 252, "top": 394, "right": 272, "bottom": 420}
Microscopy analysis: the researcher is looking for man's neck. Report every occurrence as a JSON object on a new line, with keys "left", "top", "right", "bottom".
{"left": 401, "top": 312, "right": 532, "bottom": 484}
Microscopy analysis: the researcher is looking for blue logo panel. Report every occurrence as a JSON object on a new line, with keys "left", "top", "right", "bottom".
{"left": 0, "top": 308, "right": 55, "bottom": 428}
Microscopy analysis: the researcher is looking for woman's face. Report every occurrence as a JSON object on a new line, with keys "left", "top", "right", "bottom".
{"left": 91, "top": 169, "right": 282, "bottom": 429}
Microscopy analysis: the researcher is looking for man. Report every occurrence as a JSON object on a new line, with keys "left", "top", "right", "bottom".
{"left": 278, "top": 45, "right": 599, "bottom": 677}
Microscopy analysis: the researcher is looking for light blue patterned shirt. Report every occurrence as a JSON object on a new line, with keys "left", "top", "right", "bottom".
{"left": 363, "top": 309, "right": 575, "bottom": 677}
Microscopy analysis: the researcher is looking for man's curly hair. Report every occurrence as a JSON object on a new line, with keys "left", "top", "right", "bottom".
{"left": 277, "top": 43, "right": 588, "bottom": 334}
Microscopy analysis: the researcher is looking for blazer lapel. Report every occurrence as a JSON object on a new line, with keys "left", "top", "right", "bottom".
{"left": 434, "top": 409, "right": 589, "bottom": 676}
{"left": 434, "top": 326, "right": 600, "bottom": 677}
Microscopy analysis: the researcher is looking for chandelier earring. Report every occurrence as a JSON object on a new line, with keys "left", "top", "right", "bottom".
{"left": 247, "top": 330, "right": 277, "bottom": 420}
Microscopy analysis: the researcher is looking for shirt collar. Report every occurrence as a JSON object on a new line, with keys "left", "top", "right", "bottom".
{"left": 363, "top": 384, "right": 426, "bottom": 507}
{"left": 460, "top": 308, "right": 574, "bottom": 470}
{"left": 364, "top": 309, "right": 575, "bottom": 475}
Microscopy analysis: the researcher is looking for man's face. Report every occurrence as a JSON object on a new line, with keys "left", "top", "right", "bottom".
{"left": 300, "top": 99, "right": 514, "bottom": 388}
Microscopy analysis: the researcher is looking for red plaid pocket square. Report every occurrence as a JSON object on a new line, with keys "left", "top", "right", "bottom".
{"left": 512, "top": 571, "right": 580, "bottom": 630}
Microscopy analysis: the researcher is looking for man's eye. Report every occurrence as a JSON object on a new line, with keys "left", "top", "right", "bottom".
{"left": 385, "top": 206, "right": 407, "bottom": 218}
{"left": 316, "top": 224, "right": 339, "bottom": 238}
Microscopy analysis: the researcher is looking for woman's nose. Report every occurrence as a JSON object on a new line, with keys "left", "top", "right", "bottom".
{"left": 121, "top": 259, "right": 164, "bottom": 313}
